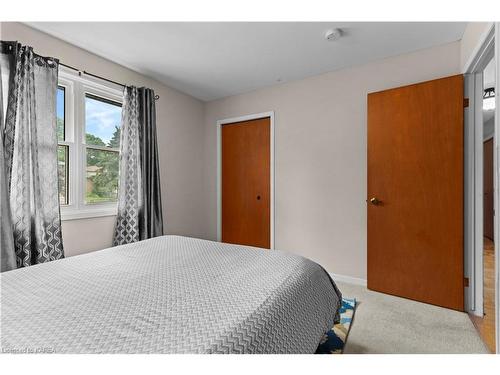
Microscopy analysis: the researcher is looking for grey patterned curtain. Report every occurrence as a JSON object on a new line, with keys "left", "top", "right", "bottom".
{"left": 1, "top": 43, "right": 16, "bottom": 272}
{"left": 0, "top": 61, "right": 16, "bottom": 271}
{"left": 0, "top": 41, "right": 64, "bottom": 268}
{"left": 0, "top": 129, "right": 16, "bottom": 272}
{"left": 113, "top": 86, "right": 163, "bottom": 245}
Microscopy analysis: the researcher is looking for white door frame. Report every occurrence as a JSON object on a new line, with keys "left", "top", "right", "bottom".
{"left": 216, "top": 111, "right": 275, "bottom": 249}
{"left": 495, "top": 22, "right": 500, "bottom": 355}
{"left": 463, "top": 22, "right": 498, "bottom": 353}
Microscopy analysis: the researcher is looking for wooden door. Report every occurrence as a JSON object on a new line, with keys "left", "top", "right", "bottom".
{"left": 221, "top": 117, "right": 270, "bottom": 248}
{"left": 484, "top": 138, "right": 494, "bottom": 241}
{"left": 367, "top": 75, "right": 464, "bottom": 311}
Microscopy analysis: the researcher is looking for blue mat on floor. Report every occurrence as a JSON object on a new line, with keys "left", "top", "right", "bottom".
{"left": 316, "top": 298, "right": 357, "bottom": 354}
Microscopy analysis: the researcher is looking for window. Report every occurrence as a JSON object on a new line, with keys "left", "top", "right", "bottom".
{"left": 57, "top": 68, "right": 123, "bottom": 220}
{"left": 84, "top": 94, "right": 122, "bottom": 204}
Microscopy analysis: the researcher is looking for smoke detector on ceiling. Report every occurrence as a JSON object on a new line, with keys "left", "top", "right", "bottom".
{"left": 325, "top": 28, "right": 343, "bottom": 41}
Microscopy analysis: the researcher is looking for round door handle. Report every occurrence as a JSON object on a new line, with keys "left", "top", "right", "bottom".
{"left": 256, "top": 195, "right": 261, "bottom": 200}
{"left": 369, "top": 197, "right": 382, "bottom": 205}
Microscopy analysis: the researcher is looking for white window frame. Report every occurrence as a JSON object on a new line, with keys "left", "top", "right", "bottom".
{"left": 58, "top": 67, "right": 123, "bottom": 221}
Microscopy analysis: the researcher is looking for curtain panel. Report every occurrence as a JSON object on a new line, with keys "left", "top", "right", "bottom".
{"left": 113, "top": 86, "right": 163, "bottom": 245}
{"left": 0, "top": 41, "right": 64, "bottom": 269}
{"left": 0, "top": 84, "right": 16, "bottom": 271}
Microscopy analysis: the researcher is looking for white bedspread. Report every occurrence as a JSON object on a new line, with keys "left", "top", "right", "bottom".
{"left": 1, "top": 235, "right": 341, "bottom": 353}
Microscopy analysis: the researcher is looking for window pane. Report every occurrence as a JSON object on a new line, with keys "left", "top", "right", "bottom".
{"left": 58, "top": 145, "right": 69, "bottom": 205}
{"left": 57, "top": 87, "right": 65, "bottom": 141}
{"left": 85, "top": 94, "right": 122, "bottom": 148}
{"left": 86, "top": 148, "right": 119, "bottom": 204}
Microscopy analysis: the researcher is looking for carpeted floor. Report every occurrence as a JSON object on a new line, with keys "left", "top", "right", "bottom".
{"left": 336, "top": 282, "right": 489, "bottom": 354}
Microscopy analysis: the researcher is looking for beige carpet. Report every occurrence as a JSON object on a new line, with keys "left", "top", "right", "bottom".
{"left": 336, "top": 282, "right": 489, "bottom": 354}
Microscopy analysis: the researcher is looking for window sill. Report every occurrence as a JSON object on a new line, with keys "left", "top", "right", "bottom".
{"left": 61, "top": 206, "right": 117, "bottom": 221}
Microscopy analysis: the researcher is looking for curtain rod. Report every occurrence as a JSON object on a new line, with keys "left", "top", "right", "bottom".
{"left": 60, "top": 62, "right": 160, "bottom": 101}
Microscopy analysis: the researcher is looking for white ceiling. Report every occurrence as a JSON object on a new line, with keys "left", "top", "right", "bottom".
{"left": 27, "top": 22, "right": 467, "bottom": 101}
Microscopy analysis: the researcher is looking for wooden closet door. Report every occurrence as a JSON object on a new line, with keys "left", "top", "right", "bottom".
{"left": 367, "top": 75, "right": 464, "bottom": 311}
{"left": 221, "top": 117, "right": 270, "bottom": 248}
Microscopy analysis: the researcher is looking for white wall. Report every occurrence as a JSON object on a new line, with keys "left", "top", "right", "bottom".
{"left": 484, "top": 116, "right": 495, "bottom": 140}
{"left": 460, "top": 22, "right": 494, "bottom": 72}
{"left": 202, "top": 42, "right": 461, "bottom": 280}
{"left": 0, "top": 22, "right": 206, "bottom": 257}
{"left": 0, "top": 23, "right": 474, "bottom": 281}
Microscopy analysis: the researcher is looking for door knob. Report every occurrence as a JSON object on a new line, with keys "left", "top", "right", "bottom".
{"left": 369, "top": 197, "right": 382, "bottom": 205}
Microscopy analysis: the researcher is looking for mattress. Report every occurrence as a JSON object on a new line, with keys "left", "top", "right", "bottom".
{"left": 0, "top": 235, "right": 341, "bottom": 353}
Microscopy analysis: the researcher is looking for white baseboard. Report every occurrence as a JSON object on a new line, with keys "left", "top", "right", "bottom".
{"left": 329, "top": 272, "right": 367, "bottom": 287}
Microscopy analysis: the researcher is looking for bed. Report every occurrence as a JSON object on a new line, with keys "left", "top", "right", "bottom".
{"left": 0, "top": 235, "right": 342, "bottom": 354}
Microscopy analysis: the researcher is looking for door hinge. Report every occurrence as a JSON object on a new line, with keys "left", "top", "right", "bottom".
{"left": 463, "top": 98, "right": 469, "bottom": 108}
{"left": 464, "top": 277, "right": 469, "bottom": 287}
